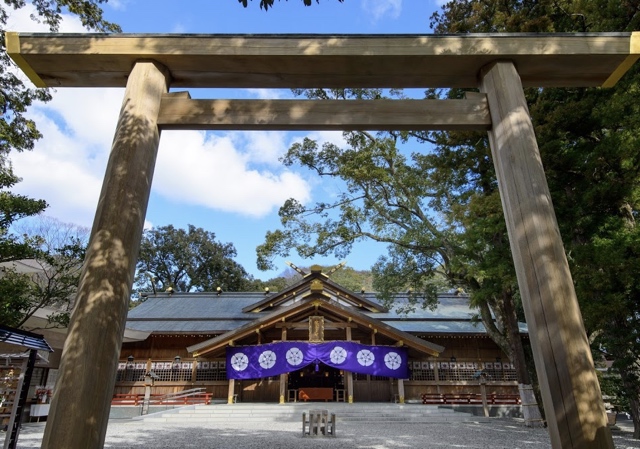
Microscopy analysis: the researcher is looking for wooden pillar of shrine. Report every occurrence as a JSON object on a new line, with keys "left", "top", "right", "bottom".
{"left": 346, "top": 325, "right": 354, "bottom": 403}
{"left": 397, "top": 378, "right": 405, "bottom": 404}
{"left": 41, "top": 60, "right": 170, "bottom": 449}
{"left": 279, "top": 326, "right": 288, "bottom": 404}
{"left": 228, "top": 378, "right": 236, "bottom": 404}
{"left": 479, "top": 61, "right": 614, "bottom": 449}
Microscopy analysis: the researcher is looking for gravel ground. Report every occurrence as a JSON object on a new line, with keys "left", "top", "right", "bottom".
{"left": 11, "top": 417, "right": 640, "bottom": 449}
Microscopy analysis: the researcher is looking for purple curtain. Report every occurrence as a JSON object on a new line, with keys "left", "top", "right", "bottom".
{"left": 226, "top": 341, "right": 409, "bottom": 380}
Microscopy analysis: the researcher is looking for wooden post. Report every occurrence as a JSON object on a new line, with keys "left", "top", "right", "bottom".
{"left": 479, "top": 377, "right": 489, "bottom": 418}
{"left": 191, "top": 360, "right": 198, "bottom": 384}
{"left": 397, "top": 378, "right": 405, "bottom": 404}
{"left": 40, "top": 60, "right": 170, "bottom": 449}
{"left": 346, "top": 326, "right": 354, "bottom": 403}
{"left": 480, "top": 61, "right": 614, "bottom": 449}
{"left": 279, "top": 374, "right": 287, "bottom": 404}
{"left": 280, "top": 325, "right": 287, "bottom": 404}
{"left": 228, "top": 378, "right": 236, "bottom": 404}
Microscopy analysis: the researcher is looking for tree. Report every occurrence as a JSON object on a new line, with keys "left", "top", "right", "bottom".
{"left": 1, "top": 1, "right": 120, "bottom": 167}
{"left": 254, "top": 86, "right": 547, "bottom": 421}
{"left": 428, "top": 0, "right": 640, "bottom": 436}
{"left": 0, "top": 2, "right": 120, "bottom": 322}
{"left": 238, "top": 0, "right": 343, "bottom": 11}
{"left": 0, "top": 217, "right": 88, "bottom": 328}
{"left": 135, "top": 224, "right": 253, "bottom": 293}
{"left": 0, "top": 169, "right": 47, "bottom": 263}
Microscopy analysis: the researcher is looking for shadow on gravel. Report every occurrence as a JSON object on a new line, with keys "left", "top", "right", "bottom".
{"left": 12, "top": 419, "right": 640, "bottom": 449}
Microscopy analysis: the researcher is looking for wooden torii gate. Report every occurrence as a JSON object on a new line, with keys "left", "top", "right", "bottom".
{"left": 7, "top": 32, "right": 640, "bottom": 449}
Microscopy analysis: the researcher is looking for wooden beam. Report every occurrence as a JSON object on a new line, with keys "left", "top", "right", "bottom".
{"left": 157, "top": 98, "right": 491, "bottom": 131}
{"left": 480, "top": 61, "right": 613, "bottom": 449}
{"left": 6, "top": 32, "right": 639, "bottom": 88}
{"left": 275, "top": 321, "right": 357, "bottom": 329}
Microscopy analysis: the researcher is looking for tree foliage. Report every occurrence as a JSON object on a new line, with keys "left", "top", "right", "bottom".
{"left": 429, "top": 0, "right": 640, "bottom": 435}
{"left": 135, "top": 224, "right": 254, "bottom": 293}
{"left": 1, "top": 1, "right": 120, "bottom": 164}
{"left": 255, "top": 87, "right": 529, "bottom": 376}
{"left": 0, "top": 1, "right": 120, "bottom": 325}
{"left": 237, "top": 0, "right": 343, "bottom": 11}
{"left": 255, "top": 3, "right": 640, "bottom": 426}
{"left": 0, "top": 217, "right": 87, "bottom": 328}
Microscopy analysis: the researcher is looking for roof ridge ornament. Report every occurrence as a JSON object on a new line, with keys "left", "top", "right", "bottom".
{"left": 325, "top": 261, "right": 346, "bottom": 277}
{"left": 286, "top": 261, "right": 307, "bottom": 276}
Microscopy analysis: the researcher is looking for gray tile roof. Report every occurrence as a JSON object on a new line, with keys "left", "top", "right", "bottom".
{"left": 126, "top": 291, "right": 528, "bottom": 336}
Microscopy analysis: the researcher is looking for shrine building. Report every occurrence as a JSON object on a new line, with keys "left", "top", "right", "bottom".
{"left": 116, "top": 265, "right": 524, "bottom": 404}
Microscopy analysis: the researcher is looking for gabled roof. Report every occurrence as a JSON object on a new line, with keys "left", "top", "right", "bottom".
{"left": 125, "top": 266, "right": 528, "bottom": 346}
{"left": 187, "top": 292, "right": 444, "bottom": 358}
{"left": 242, "top": 265, "right": 386, "bottom": 313}
{"left": 126, "top": 292, "right": 528, "bottom": 336}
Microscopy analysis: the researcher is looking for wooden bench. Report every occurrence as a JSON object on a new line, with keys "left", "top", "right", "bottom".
{"left": 444, "top": 394, "right": 484, "bottom": 404}
{"left": 421, "top": 393, "right": 444, "bottom": 404}
{"left": 111, "top": 394, "right": 142, "bottom": 406}
{"left": 302, "top": 409, "right": 336, "bottom": 437}
{"left": 489, "top": 394, "right": 521, "bottom": 405}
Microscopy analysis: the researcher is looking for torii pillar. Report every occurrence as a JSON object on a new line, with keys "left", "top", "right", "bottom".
{"left": 41, "top": 60, "right": 170, "bottom": 449}
{"left": 480, "top": 61, "right": 613, "bottom": 448}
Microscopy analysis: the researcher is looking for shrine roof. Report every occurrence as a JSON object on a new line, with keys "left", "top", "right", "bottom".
{"left": 7, "top": 32, "right": 639, "bottom": 89}
{"left": 124, "top": 291, "right": 527, "bottom": 336}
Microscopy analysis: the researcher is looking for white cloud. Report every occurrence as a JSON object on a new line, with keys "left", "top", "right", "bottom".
{"left": 5, "top": 2, "right": 90, "bottom": 32}
{"left": 13, "top": 90, "right": 312, "bottom": 224}
{"left": 360, "top": 0, "right": 402, "bottom": 22}
{"left": 171, "top": 23, "right": 187, "bottom": 33}
{"left": 154, "top": 131, "right": 310, "bottom": 218}
{"left": 233, "top": 131, "right": 289, "bottom": 166}
{"left": 5, "top": 3, "right": 313, "bottom": 227}
{"left": 10, "top": 88, "right": 122, "bottom": 227}
{"left": 106, "top": 0, "right": 129, "bottom": 11}
{"left": 245, "top": 89, "right": 288, "bottom": 100}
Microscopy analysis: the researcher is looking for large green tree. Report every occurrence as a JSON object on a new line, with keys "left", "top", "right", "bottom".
{"left": 260, "top": 1, "right": 640, "bottom": 432}
{"left": 0, "top": 217, "right": 88, "bottom": 328}
{"left": 0, "top": 1, "right": 120, "bottom": 323}
{"left": 135, "top": 224, "right": 254, "bottom": 293}
{"left": 256, "top": 88, "right": 543, "bottom": 426}
{"left": 430, "top": 0, "right": 640, "bottom": 436}
{"left": 1, "top": 0, "right": 119, "bottom": 167}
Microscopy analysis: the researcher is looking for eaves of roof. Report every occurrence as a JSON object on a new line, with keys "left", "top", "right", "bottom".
{"left": 187, "top": 295, "right": 444, "bottom": 358}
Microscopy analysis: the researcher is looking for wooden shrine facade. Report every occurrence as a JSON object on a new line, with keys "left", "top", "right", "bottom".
{"left": 115, "top": 265, "right": 521, "bottom": 404}
{"left": 8, "top": 32, "right": 639, "bottom": 449}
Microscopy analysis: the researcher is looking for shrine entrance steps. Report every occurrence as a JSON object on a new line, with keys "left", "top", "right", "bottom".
{"left": 139, "top": 402, "right": 492, "bottom": 424}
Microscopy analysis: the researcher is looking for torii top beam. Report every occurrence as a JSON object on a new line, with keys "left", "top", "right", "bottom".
{"left": 6, "top": 32, "right": 639, "bottom": 89}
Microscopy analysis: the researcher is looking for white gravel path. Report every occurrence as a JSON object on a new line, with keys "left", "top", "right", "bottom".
{"left": 11, "top": 417, "right": 640, "bottom": 449}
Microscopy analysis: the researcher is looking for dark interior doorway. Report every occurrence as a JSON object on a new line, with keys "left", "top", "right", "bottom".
{"left": 288, "top": 363, "right": 343, "bottom": 390}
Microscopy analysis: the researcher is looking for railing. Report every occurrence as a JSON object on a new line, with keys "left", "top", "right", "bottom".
{"left": 111, "top": 388, "right": 213, "bottom": 407}
{"left": 115, "top": 360, "right": 226, "bottom": 383}
{"left": 421, "top": 393, "right": 521, "bottom": 405}
{"left": 409, "top": 360, "right": 518, "bottom": 382}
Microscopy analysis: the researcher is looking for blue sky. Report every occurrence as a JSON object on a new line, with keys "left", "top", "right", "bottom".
{"left": 7, "top": 0, "right": 443, "bottom": 280}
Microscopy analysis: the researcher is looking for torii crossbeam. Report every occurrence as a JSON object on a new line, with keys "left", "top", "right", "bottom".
{"left": 8, "top": 32, "right": 640, "bottom": 449}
